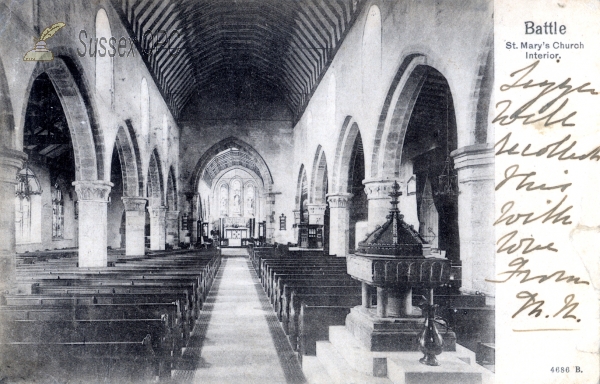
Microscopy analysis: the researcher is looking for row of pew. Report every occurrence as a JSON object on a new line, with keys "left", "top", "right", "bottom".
{"left": 250, "top": 244, "right": 495, "bottom": 369}
{"left": 0, "top": 248, "right": 222, "bottom": 383}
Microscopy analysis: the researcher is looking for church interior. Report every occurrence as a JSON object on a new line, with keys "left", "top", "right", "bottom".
{"left": 0, "top": 0, "right": 494, "bottom": 382}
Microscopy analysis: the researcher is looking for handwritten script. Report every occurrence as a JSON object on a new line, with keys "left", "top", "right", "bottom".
{"left": 489, "top": 61, "right": 597, "bottom": 330}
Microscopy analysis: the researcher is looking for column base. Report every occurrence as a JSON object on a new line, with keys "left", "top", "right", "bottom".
{"left": 305, "top": 326, "right": 491, "bottom": 384}
{"left": 346, "top": 306, "right": 456, "bottom": 352}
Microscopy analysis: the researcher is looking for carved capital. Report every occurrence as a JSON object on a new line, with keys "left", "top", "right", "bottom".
{"left": 166, "top": 211, "right": 180, "bottom": 220}
{"left": 148, "top": 205, "right": 167, "bottom": 219}
{"left": 0, "top": 148, "right": 27, "bottom": 184}
{"left": 327, "top": 193, "right": 352, "bottom": 208}
{"left": 73, "top": 180, "right": 113, "bottom": 202}
{"left": 122, "top": 197, "right": 148, "bottom": 212}
{"left": 451, "top": 144, "right": 494, "bottom": 182}
{"left": 362, "top": 179, "right": 397, "bottom": 200}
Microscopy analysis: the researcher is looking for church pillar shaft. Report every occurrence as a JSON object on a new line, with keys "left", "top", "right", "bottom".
{"left": 122, "top": 197, "right": 147, "bottom": 256}
{"left": 362, "top": 282, "right": 370, "bottom": 308}
{"left": 363, "top": 179, "right": 395, "bottom": 232}
{"left": 73, "top": 181, "right": 113, "bottom": 268}
{"left": 166, "top": 210, "right": 179, "bottom": 246}
{"left": 451, "top": 144, "right": 495, "bottom": 296}
{"left": 377, "top": 287, "right": 387, "bottom": 317}
{"left": 327, "top": 193, "right": 352, "bottom": 257}
{"left": 0, "top": 149, "right": 27, "bottom": 291}
{"left": 148, "top": 206, "right": 167, "bottom": 250}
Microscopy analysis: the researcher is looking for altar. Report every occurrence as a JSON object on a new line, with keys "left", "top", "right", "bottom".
{"left": 224, "top": 227, "right": 248, "bottom": 247}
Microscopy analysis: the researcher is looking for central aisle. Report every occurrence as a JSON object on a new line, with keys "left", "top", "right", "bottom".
{"left": 190, "top": 256, "right": 306, "bottom": 384}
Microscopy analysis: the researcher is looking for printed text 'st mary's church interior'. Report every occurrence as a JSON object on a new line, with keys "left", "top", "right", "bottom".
{"left": 0, "top": 0, "right": 494, "bottom": 382}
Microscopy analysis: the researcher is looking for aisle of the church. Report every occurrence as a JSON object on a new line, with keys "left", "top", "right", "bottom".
{"left": 185, "top": 254, "right": 306, "bottom": 384}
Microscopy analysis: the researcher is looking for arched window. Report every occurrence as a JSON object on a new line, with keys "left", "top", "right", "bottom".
{"left": 52, "top": 182, "right": 64, "bottom": 239}
{"left": 219, "top": 183, "right": 229, "bottom": 216}
{"left": 15, "top": 167, "right": 42, "bottom": 244}
{"left": 230, "top": 179, "right": 242, "bottom": 216}
{"left": 245, "top": 182, "right": 256, "bottom": 217}
{"left": 96, "top": 9, "right": 114, "bottom": 108}
{"left": 141, "top": 78, "right": 150, "bottom": 143}
{"left": 362, "top": 5, "right": 381, "bottom": 95}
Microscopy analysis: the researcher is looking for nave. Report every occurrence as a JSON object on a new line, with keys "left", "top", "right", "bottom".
{"left": 0, "top": 1, "right": 496, "bottom": 382}
{"left": 177, "top": 253, "right": 305, "bottom": 383}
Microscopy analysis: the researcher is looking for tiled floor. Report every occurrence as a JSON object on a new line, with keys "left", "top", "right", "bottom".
{"left": 183, "top": 256, "right": 305, "bottom": 384}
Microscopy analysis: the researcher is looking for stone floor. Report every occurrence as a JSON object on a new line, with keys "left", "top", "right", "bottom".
{"left": 172, "top": 254, "right": 306, "bottom": 384}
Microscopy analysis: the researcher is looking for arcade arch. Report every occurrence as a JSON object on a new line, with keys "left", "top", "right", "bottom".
{"left": 368, "top": 55, "right": 461, "bottom": 264}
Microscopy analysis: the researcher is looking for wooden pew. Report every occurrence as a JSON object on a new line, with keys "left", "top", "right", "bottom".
{"left": 1, "top": 292, "right": 194, "bottom": 338}
{"left": 0, "top": 317, "right": 175, "bottom": 379}
{"left": 446, "top": 306, "right": 495, "bottom": 352}
{"left": 286, "top": 293, "right": 362, "bottom": 349}
{"left": 277, "top": 279, "right": 360, "bottom": 320}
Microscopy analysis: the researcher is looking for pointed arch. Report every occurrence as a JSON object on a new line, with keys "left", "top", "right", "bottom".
{"left": 146, "top": 148, "right": 164, "bottom": 207}
{"left": 370, "top": 54, "right": 456, "bottom": 180}
{"left": 21, "top": 55, "right": 105, "bottom": 180}
{"left": 114, "top": 125, "right": 142, "bottom": 197}
{"left": 296, "top": 164, "right": 309, "bottom": 222}
{"left": 166, "top": 165, "right": 177, "bottom": 211}
{"left": 310, "top": 146, "right": 329, "bottom": 204}
{"left": 332, "top": 116, "right": 362, "bottom": 193}
{"left": 190, "top": 136, "right": 273, "bottom": 192}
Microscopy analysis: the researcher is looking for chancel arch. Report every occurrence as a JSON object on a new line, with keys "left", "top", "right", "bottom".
{"left": 192, "top": 137, "right": 272, "bottom": 246}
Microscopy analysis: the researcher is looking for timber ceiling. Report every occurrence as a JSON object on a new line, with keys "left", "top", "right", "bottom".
{"left": 111, "top": 0, "right": 366, "bottom": 121}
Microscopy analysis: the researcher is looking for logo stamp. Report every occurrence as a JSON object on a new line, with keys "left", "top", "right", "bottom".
{"left": 23, "top": 22, "right": 65, "bottom": 61}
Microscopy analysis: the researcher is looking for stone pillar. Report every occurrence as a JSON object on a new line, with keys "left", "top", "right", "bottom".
{"left": 0, "top": 148, "right": 27, "bottom": 292}
{"left": 376, "top": 287, "right": 387, "bottom": 317}
{"left": 327, "top": 193, "right": 352, "bottom": 257}
{"left": 73, "top": 180, "right": 113, "bottom": 268}
{"left": 148, "top": 205, "right": 167, "bottom": 251}
{"left": 451, "top": 144, "right": 495, "bottom": 296}
{"left": 363, "top": 179, "right": 395, "bottom": 232}
{"left": 362, "top": 282, "right": 371, "bottom": 308}
{"left": 122, "top": 197, "right": 147, "bottom": 256}
{"left": 166, "top": 210, "right": 179, "bottom": 247}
